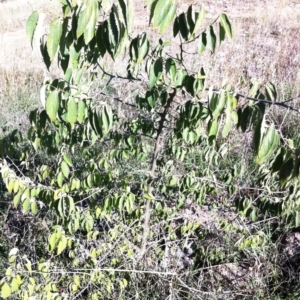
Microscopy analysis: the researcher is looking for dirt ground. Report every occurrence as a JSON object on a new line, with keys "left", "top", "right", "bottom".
{"left": 0, "top": 0, "right": 299, "bottom": 76}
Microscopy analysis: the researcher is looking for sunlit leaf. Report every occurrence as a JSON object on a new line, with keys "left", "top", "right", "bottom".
{"left": 257, "top": 123, "right": 279, "bottom": 164}
{"left": 193, "top": 6, "right": 205, "bottom": 34}
{"left": 149, "top": 58, "right": 163, "bottom": 88}
{"left": 219, "top": 13, "right": 232, "bottom": 41}
{"left": 57, "top": 235, "right": 67, "bottom": 255}
{"left": 77, "top": 100, "right": 86, "bottom": 123}
{"left": 67, "top": 98, "right": 78, "bottom": 125}
{"left": 206, "top": 25, "right": 216, "bottom": 53}
{"left": 26, "top": 11, "right": 39, "bottom": 48}
{"left": 49, "top": 233, "right": 57, "bottom": 251}
{"left": 198, "top": 32, "right": 207, "bottom": 54}
{"left": 57, "top": 172, "right": 64, "bottom": 187}
{"left": 47, "top": 18, "right": 63, "bottom": 61}
{"left": 61, "top": 161, "right": 70, "bottom": 179}
{"left": 77, "top": 0, "right": 96, "bottom": 38}
{"left": 63, "top": 154, "right": 73, "bottom": 167}
{"left": 1, "top": 283, "right": 11, "bottom": 299}
{"left": 23, "top": 198, "right": 31, "bottom": 212}
{"left": 31, "top": 202, "right": 38, "bottom": 215}
{"left": 46, "top": 91, "right": 59, "bottom": 122}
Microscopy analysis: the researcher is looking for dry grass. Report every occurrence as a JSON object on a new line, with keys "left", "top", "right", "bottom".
{"left": 127, "top": 0, "right": 300, "bottom": 100}
{"left": 0, "top": 0, "right": 59, "bottom": 33}
{"left": 0, "top": 0, "right": 299, "bottom": 130}
{"left": 0, "top": 1, "right": 299, "bottom": 298}
{"left": 0, "top": 0, "right": 298, "bottom": 132}
{"left": 0, "top": 0, "right": 60, "bottom": 131}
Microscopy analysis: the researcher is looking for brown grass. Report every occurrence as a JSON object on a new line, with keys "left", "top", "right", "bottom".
{"left": 0, "top": 0, "right": 299, "bottom": 129}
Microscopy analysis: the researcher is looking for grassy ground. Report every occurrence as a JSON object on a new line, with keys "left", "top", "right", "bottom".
{"left": 0, "top": 0, "right": 299, "bottom": 131}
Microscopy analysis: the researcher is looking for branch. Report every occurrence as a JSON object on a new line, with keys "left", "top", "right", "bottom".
{"left": 99, "top": 92, "right": 138, "bottom": 108}
{"left": 206, "top": 88, "right": 300, "bottom": 113}
{"left": 24, "top": 268, "right": 176, "bottom": 276}
{"left": 97, "top": 62, "right": 142, "bottom": 82}
{"left": 234, "top": 92, "right": 300, "bottom": 113}
{"left": 140, "top": 88, "right": 177, "bottom": 256}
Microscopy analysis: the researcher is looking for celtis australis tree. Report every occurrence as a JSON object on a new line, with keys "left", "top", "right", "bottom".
{"left": 0, "top": 0, "right": 300, "bottom": 298}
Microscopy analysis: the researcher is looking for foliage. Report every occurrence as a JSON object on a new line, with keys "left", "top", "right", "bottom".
{"left": 0, "top": 0, "right": 300, "bottom": 298}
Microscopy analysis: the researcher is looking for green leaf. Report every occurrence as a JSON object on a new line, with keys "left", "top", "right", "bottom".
{"left": 57, "top": 172, "right": 64, "bottom": 187}
{"left": 193, "top": 6, "right": 205, "bottom": 34}
{"left": 257, "top": 123, "right": 279, "bottom": 164}
{"left": 25, "top": 261, "right": 32, "bottom": 275}
{"left": 13, "top": 192, "right": 21, "bottom": 208}
{"left": 253, "top": 117, "right": 263, "bottom": 155}
{"left": 118, "top": 0, "right": 128, "bottom": 28}
{"left": 102, "top": 106, "right": 113, "bottom": 134}
{"left": 187, "top": 6, "right": 195, "bottom": 34}
{"left": 129, "top": 38, "right": 138, "bottom": 61}
{"left": 46, "top": 91, "right": 59, "bottom": 122}
{"left": 206, "top": 25, "right": 216, "bottom": 53}
{"left": 158, "top": 3, "right": 176, "bottom": 33}
{"left": 173, "top": 16, "right": 180, "bottom": 37}
{"left": 1, "top": 283, "right": 11, "bottom": 299}
{"left": 63, "top": 154, "right": 73, "bottom": 167}
{"left": 77, "top": 0, "right": 95, "bottom": 38}
{"left": 184, "top": 75, "right": 195, "bottom": 96}
{"left": 126, "top": 0, "right": 134, "bottom": 34}
{"left": 26, "top": 11, "right": 39, "bottom": 48}
{"left": 47, "top": 18, "right": 63, "bottom": 61}
{"left": 219, "top": 21, "right": 225, "bottom": 43}
{"left": 153, "top": 0, "right": 171, "bottom": 28}
{"left": 279, "top": 158, "right": 294, "bottom": 185}
{"left": 40, "top": 36, "right": 51, "bottom": 70}
{"left": 49, "top": 233, "right": 57, "bottom": 251}
{"left": 265, "top": 82, "right": 277, "bottom": 101}
{"left": 272, "top": 148, "right": 285, "bottom": 172}
{"left": 149, "top": 0, "right": 158, "bottom": 25}
{"left": 222, "top": 110, "right": 232, "bottom": 138}
{"left": 178, "top": 13, "right": 189, "bottom": 41}
{"left": 77, "top": 100, "right": 86, "bottom": 123}
{"left": 211, "top": 91, "right": 226, "bottom": 119}
{"left": 296, "top": 212, "right": 300, "bottom": 227}
{"left": 31, "top": 202, "right": 38, "bottom": 215}
{"left": 166, "top": 58, "right": 176, "bottom": 82}
{"left": 198, "top": 32, "right": 207, "bottom": 54}
{"left": 208, "top": 119, "right": 218, "bottom": 137}
{"left": 8, "top": 179, "right": 15, "bottom": 193}
{"left": 149, "top": 58, "right": 163, "bottom": 88}
{"left": 67, "top": 98, "right": 78, "bottom": 125}
{"left": 61, "top": 161, "right": 70, "bottom": 179}
{"left": 169, "top": 176, "right": 178, "bottom": 186}
{"left": 11, "top": 278, "right": 19, "bottom": 293}
{"left": 137, "top": 33, "right": 149, "bottom": 63}
{"left": 23, "top": 198, "right": 31, "bottom": 212}
{"left": 57, "top": 235, "right": 67, "bottom": 255}
{"left": 96, "top": 24, "right": 107, "bottom": 57}
{"left": 146, "top": 91, "right": 155, "bottom": 108}
{"left": 219, "top": 13, "right": 232, "bottom": 41}
{"left": 108, "top": 5, "right": 120, "bottom": 50}
{"left": 175, "top": 69, "right": 186, "bottom": 87}
{"left": 84, "top": 0, "right": 99, "bottom": 43}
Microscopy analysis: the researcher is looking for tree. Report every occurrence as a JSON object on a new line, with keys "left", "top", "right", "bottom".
{"left": 1, "top": 0, "right": 300, "bottom": 298}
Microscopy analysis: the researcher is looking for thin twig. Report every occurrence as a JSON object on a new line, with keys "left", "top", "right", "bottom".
{"left": 23, "top": 268, "right": 177, "bottom": 276}
{"left": 97, "top": 62, "right": 142, "bottom": 82}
